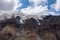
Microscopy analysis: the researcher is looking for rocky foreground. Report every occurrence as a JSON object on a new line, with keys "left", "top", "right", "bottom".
{"left": 0, "top": 15, "right": 60, "bottom": 40}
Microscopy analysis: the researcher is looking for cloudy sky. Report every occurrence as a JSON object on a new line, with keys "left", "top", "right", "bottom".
{"left": 0, "top": 0, "right": 60, "bottom": 16}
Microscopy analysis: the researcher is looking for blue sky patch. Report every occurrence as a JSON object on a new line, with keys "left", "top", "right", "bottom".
{"left": 48, "top": 0, "right": 56, "bottom": 9}
{"left": 17, "top": 0, "right": 30, "bottom": 10}
{"left": 16, "top": 0, "right": 60, "bottom": 16}
{"left": 17, "top": 0, "right": 57, "bottom": 10}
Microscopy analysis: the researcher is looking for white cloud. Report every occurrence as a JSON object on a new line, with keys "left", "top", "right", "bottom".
{"left": 21, "top": 6, "right": 48, "bottom": 15}
{"left": 54, "top": 0, "right": 60, "bottom": 11}
{"left": 0, "top": 0, "right": 19, "bottom": 11}
{"left": 20, "top": 0, "right": 60, "bottom": 17}
{"left": 20, "top": 0, "right": 48, "bottom": 16}
{"left": 29, "top": 0, "right": 47, "bottom": 6}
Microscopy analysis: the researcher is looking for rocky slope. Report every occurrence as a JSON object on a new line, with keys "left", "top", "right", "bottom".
{"left": 0, "top": 15, "right": 60, "bottom": 40}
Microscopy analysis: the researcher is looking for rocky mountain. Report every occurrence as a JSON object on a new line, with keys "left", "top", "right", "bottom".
{"left": 0, "top": 15, "right": 60, "bottom": 40}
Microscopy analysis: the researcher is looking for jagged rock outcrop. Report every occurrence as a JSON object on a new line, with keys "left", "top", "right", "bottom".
{"left": 38, "top": 15, "right": 60, "bottom": 40}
